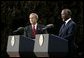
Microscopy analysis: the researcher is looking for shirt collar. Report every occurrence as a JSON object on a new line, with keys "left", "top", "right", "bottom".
{"left": 65, "top": 18, "right": 71, "bottom": 25}
{"left": 32, "top": 23, "right": 37, "bottom": 29}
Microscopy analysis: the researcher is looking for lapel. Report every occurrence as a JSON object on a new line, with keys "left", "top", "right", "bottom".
{"left": 36, "top": 24, "right": 39, "bottom": 34}
{"left": 29, "top": 25, "right": 32, "bottom": 35}
{"left": 60, "top": 19, "right": 72, "bottom": 33}
{"left": 65, "top": 19, "right": 72, "bottom": 28}
{"left": 59, "top": 22, "right": 65, "bottom": 33}
{"left": 36, "top": 24, "right": 42, "bottom": 34}
{"left": 65, "top": 19, "right": 72, "bottom": 29}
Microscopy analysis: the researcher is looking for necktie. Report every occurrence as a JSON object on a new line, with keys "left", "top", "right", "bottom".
{"left": 59, "top": 22, "right": 66, "bottom": 36}
{"left": 62, "top": 22, "right": 65, "bottom": 28}
{"left": 32, "top": 25, "right": 36, "bottom": 38}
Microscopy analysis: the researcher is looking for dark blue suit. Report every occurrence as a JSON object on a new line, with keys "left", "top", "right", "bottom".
{"left": 59, "top": 19, "right": 76, "bottom": 57}
{"left": 59, "top": 19, "right": 76, "bottom": 41}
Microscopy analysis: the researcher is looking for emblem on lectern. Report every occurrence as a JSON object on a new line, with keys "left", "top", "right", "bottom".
{"left": 11, "top": 36, "right": 15, "bottom": 47}
{"left": 39, "top": 34, "right": 44, "bottom": 46}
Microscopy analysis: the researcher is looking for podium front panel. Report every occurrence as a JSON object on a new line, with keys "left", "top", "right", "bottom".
{"left": 7, "top": 35, "right": 20, "bottom": 57}
{"left": 34, "top": 34, "right": 49, "bottom": 57}
{"left": 48, "top": 34, "right": 68, "bottom": 57}
{"left": 19, "top": 36, "right": 35, "bottom": 57}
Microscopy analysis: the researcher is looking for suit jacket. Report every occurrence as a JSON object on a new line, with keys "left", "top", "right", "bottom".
{"left": 59, "top": 19, "right": 76, "bottom": 41}
{"left": 24, "top": 24, "right": 47, "bottom": 39}
{"left": 59, "top": 19, "right": 76, "bottom": 56}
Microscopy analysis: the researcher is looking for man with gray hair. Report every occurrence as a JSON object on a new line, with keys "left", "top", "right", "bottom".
{"left": 24, "top": 13, "right": 47, "bottom": 39}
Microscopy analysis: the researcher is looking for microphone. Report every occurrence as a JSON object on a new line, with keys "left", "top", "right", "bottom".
{"left": 13, "top": 27, "right": 24, "bottom": 33}
{"left": 42, "top": 24, "right": 54, "bottom": 30}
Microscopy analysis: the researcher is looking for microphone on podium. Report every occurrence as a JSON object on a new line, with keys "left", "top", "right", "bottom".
{"left": 13, "top": 27, "right": 24, "bottom": 33}
{"left": 42, "top": 24, "right": 54, "bottom": 31}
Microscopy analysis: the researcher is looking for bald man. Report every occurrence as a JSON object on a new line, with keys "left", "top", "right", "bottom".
{"left": 59, "top": 9, "right": 76, "bottom": 57}
{"left": 24, "top": 13, "right": 47, "bottom": 39}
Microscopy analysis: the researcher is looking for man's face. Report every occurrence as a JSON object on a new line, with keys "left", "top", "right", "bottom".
{"left": 29, "top": 14, "right": 37, "bottom": 25}
{"left": 61, "top": 10, "right": 69, "bottom": 21}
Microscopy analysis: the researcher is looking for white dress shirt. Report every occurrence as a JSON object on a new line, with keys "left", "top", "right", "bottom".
{"left": 32, "top": 23, "right": 37, "bottom": 30}
{"left": 65, "top": 18, "right": 71, "bottom": 25}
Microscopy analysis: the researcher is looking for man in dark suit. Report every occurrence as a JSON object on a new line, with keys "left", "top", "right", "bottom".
{"left": 24, "top": 13, "right": 47, "bottom": 39}
{"left": 59, "top": 9, "right": 76, "bottom": 57}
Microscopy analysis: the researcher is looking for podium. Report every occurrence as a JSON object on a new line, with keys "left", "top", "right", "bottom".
{"left": 7, "top": 34, "right": 68, "bottom": 57}
{"left": 34, "top": 34, "right": 68, "bottom": 57}
{"left": 6, "top": 35, "right": 35, "bottom": 57}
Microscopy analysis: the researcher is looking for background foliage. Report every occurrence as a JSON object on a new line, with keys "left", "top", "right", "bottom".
{"left": 1, "top": 1, "right": 83, "bottom": 57}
